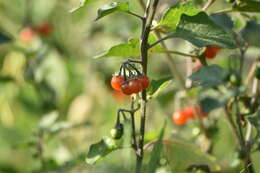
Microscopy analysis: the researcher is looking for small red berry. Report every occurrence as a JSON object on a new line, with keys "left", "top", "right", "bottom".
{"left": 172, "top": 110, "right": 188, "bottom": 125}
{"left": 204, "top": 46, "right": 221, "bottom": 59}
{"left": 35, "top": 23, "right": 52, "bottom": 36}
{"left": 128, "top": 79, "right": 142, "bottom": 94}
{"left": 183, "top": 106, "right": 195, "bottom": 119}
{"left": 20, "top": 27, "right": 35, "bottom": 42}
{"left": 138, "top": 75, "right": 150, "bottom": 89}
{"left": 121, "top": 82, "right": 132, "bottom": 95}
{"left": 111, "top": 76, "right": 124, "bottom": 91}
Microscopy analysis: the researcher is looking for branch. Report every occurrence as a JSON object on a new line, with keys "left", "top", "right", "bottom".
{"left": 127, "top": 11, "right": 144, "bottom": 20}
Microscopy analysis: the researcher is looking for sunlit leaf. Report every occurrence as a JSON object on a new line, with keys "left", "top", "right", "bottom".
{"left": 163, "top": 140, "right": 220, "bottom": 172}
{"left": 189, "top": 65, "right": 226, "bottom": 88}
{"left": 95, "top": 2, "right": 129, "bottom": 21}
{"left": 86, "top": 138, "right": 119, "bottom": 165}
{"left": 39, "top": 111, "right": 59, "bottom": 129}
{"left": 147, "top": 77, "right": 172, "bottom": 99}
{"left": 146, "top": 121, "right": 166, "bottom": 173}
{"left": 94, "top": 34, "right": 165, "bottom": 58}
{"left": 169, "top": 12, "right": 237, "bottom": 48}
{"left": 158, "top": 1, "right": 200, "bottom": 31}
{"left": 70, "top": 0, "right": 96, "bottom": 13}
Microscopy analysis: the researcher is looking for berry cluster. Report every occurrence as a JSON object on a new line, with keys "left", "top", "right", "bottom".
{"left": 111, "top": 60, "right": 150, "bottom": 95}
{"left": 172, "top": 105, "right": 208, "bottom": 126}
{"left": 203, "top": 46, "right": 222, "bottom": 59}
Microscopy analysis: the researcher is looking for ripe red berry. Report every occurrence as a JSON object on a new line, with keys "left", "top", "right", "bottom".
{"left": 111, "top": 76, "right": 124, "bottom": 91}
{"left": 20, "top": 27, "right": 35, "bottom": 42}
{"left": 204, "top": 46, "right": 221, "bottom": 59}
{"left": 183, "top": 106, "right": 195, "bottom": 119}
{"left": 172, "top": 110, "right": 188, "bottom": 125}
{"left": 128, "top": 79, "right": 142, "bottom": 94}
{"left": 121, "top": 82, "right": 132, "bottom": 95}
{"left": 35, "top": 23, "right": 52, "bottom": 36}
{"left": 138, "top": 75, "right": 150, "bottom": 89}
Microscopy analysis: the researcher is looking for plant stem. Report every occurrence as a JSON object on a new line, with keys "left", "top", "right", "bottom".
{"left": 136, "top": 0, "right": 160, "bottom": 172}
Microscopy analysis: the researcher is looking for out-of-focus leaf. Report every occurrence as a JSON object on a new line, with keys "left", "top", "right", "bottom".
{"left": 0, "top": 32, "right": 12, "bottom": 44}
{"left": 241, "top": 21, "right": 260, "bottom": 47}
{"left": 200, "top": 97, "right": 223, "bottom": 113}
{"left": 147, "top": 77, "right": 172, "bottom": 99}
{"left": 248, "top": 111, "right": 260, "bottom": 143}
{"left": 94, "top": 35, "right": 165, "bottom": 58}
{"left": 86, "top": 138, "right": 119, "bottom": 165}
{"left": 0, "top": 76, "right": 15, "bottom": 83}
{"left": 39, "top": 111, "right": 59, "bottom": 129}
{"left": 168, "top": 12, "right": 237, "bottom": 48}
{"left": 70, "top": 0, "right": 96, "bottom": 13}
{"left": 232, "top": 0, "right": 260, "bottom": 13}
{"left": 163, "top": 140, "right": 220, "bottom": 172}
{"left": 146, "top": 121, "right": 166, "bottom": 173}
{"left": 189, "top": 65, "right": 226, "bottom": 88}
{"left": 157, "top": 1, "right": 200, "bottom": 31}
{"left": 95, "top": 2, "right": 129, "bottom": 21}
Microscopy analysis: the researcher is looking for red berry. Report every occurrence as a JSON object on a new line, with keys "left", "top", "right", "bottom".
{"left": 128, "top": 79, "right": 142, "bottom": 94}
{"left": 20, "top": 27, "right": 35, "bottom": 42}
{"left": 111, "top": 76, "right": 124, "bottom": 91}
{"left": 204, "top": 46, "right": 221, "bottom": 59}
{"left": 183, "top": 106, "right": 195, "bottom": 119}
{"left": 35, "top": 23, "right": 52, "bottom": 36}
{"left": 172, "top": 110, "right": 188, "bottom": 125}
{"left": 121, "top": 82, "right": 132, "bottom": 95}
{"left": 138, "top": 75, "right": 150, "bottom": 89}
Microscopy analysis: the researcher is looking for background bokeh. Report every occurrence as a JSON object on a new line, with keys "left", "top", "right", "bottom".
{"left": 0, "top": 0, "right": 259, "bottom": 172}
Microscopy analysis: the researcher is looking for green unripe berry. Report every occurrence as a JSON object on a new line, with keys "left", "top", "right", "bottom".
{"left": 110, "top": 123, "right": 124, "bottom": 139}
{"left": 229, "top": 74, "right": 241, "bottom": 86}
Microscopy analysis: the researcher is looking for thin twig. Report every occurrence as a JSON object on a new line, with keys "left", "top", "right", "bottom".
{"left": 202, "top": 0, "right": 216, "bottom": 11}
{"left": 127, "top": 11, "right": 144, "bottom": 20}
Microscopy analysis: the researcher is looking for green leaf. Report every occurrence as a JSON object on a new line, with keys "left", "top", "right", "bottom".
{"left": 147, "top": 77, "right": 172, "bottom": 99}
{"left": 169, "top": 12, "right": 237, "bottom": 48}
{"left": 199, "top": 97, "right": 223, "bottom": 113}
{"left": 248, "top": 111, "right": 260, "bottom": 143}
{"left": 241, "top": 21, "right": 260, "bottom": 47}
{"left": 163, "top": 140, "right": 220, "bottom": 172}
{"left": 146, "top": 121, "right": 167, "bottom": 173}
{"left": 158, "top": 1, "right": 200, "bottom": 31}
{"left": 94, "top": 34, "right": 165, "bottom": 58}
{"left": 70, "top": 0, "right": 96, "bottom": 13}
{"left": 96, "top": 2, "right": 129, "bottom": 21}
{"left": 0, "top": 76, "right": 15, "bottom": 83}
{"left": 189, "top": 65, "right": 226, "bottom": 88}
{"left": 86, "top": 137, "right": 119, "bottom": 165}
{"left": 39, "top": 111, "right": 59, "bottom": 129}
{"left": 0, "top": 32, "right": 12, "bottom": 44}
{"left": 232, "top": 0, "right": 260, "bottom": 13}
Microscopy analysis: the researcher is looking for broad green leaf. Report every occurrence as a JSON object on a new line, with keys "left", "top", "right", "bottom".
{"left": 147, "top": 77, "right": 172, "bottom": 99}
{"left": 0, "top": 76, "right": 15, "bottom": 83}
{"left": 189, "top": 65, "right": 226, "bottom": 88}
{"left": 96, "top": 2, "right": 129, "bottom": 20}
{"left": 199, "top": 97, "right": 223, "bottom": 113}
{"left": 94, "top": 35, "right": 165, "bottom": 58}
{"left": 158, "top": 1, "right": 200, "bottom": 31}
{"left": 86, "top": 137, "right": 119, "bottom": 165}
{"left": 94, "top": 38, "right": 140, "bottom": 58}
{"left": 163, "top": 140, "right": 220, "bottom": 172}
{"left": 169, "top": 12, "right": 237, "bottom": 48}
{"left": 232, "top": 0, "right": 260, "bottom": 13}
{"left": 0, "top": 32, "right": 12, "bottom": 44}
{"left": 241, "top": 21, "right": 260, "bottom": 47}
{"left": 146, "top": 121, "right": 166, "bottom": 173}
{"left": 70, "top": 0, "right": 96, "bottom": 13}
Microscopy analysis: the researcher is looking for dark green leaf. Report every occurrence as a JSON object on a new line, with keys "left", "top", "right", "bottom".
{"left": 146, "top": 121, "right": 166, "bottom": 173}
{"left": 70, "top": 0, "right": 96, "bottom": 13}
{"left": 199, "top": 97, "right": 223, "bottom": 113}
{"left": 232, "top": 0, "right": 260, "bottom": 13}
{"left": 86, "top": 138, "right": 118, "bottom": 165}
{"left": 241, "top": 21, "right": 260, "bottom": 47}
{"left": 189, "top": 65, "right": 226, "bottom": 88}
{"left": 147, "top": 77, "right": 172, "bottom": 99}
{"left": 158, "top": 1, "right": 200, "bottom": 31}
{"left": 0, "top": 32, "right": 12, "bottom": 44}
{"left": 169, "top": 12, "right": 237, "bottom": 48}
{"left": 95, "top": 2, "right": 129, "bottom": 20}
{"left": 248, "top": 111, "right": 260, "bottom": 143}
{"left": 210, "top": 13, "right": 234, "bottom": 31}
{"left": 0, "top": 76, "right": 15, "bottom": 83}
{"left": 163, "top": 140, "right": 220, "bottom": 172}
